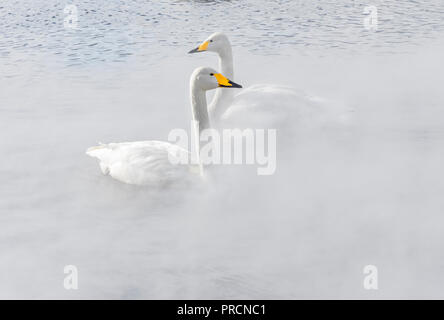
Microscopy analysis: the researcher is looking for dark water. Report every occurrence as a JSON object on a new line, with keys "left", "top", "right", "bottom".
{"left": 1, "top": 0, "right": 444, "bottom": 70}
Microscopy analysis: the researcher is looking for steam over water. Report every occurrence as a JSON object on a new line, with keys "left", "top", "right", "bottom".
{"left": 1, "top": 0, "right": 444, "bottom": 298}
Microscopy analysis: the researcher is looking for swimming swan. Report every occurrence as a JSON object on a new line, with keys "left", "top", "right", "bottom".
{"left": 189, "top": 32, "right": 350, "bottom": 129}
{"left": 86, "top": 67, "right": 242, "bottom": 186}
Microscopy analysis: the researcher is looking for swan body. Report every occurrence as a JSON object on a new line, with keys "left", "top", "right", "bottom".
{"left": 87, "top": 67, "right": 242, "bottom": 186}
{"left": 221, "top": 84, "right": 327, "bottom": 129}
{"left": 189, "top": 32, "right": 352, "bottom": 128}
{"left": 86, "top": 141, "right": 193, "bottom": 186}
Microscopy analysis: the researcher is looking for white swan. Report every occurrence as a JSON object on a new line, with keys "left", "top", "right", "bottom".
{"left": 86, "top": 67, "right": 242, "bottom": 186}
{"left": 189, "top": 32, "right": 351, "bottom": 129}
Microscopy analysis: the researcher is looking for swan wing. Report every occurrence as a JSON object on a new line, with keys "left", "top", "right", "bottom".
{"left": 221, "top": 84, "right": 353, "bottom": 129}
{"left": 220, "top": 84, "right": 319, "bottom": 128}
{"left": 86, "top": 141, "right": 192, "bottom": 186}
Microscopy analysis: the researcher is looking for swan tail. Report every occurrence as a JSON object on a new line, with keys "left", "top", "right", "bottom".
{"left": 86, "top": 143, "right": 108, "bottom": 158}
{"left": 86, "top": 143, "right": 112, "bottom": 175}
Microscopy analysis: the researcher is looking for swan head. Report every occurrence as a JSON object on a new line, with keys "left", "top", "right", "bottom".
{"left": 188, "top": 32, "right": 231, "bottom": 55}
{"left": 191, "top": 67, "right": 242, "bottom": 90}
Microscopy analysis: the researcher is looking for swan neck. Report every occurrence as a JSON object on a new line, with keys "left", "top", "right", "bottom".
{"left": 208, "top": 43, "right": 234, "bottom": 123}
{"left": 190, "top": 86, "right": 210, "bottom": 132}
{"left": 219, "top": 45, "right": 234, "bottom": 79}
{"left": 190, "top": 82, "right": 211, "bottom": 176}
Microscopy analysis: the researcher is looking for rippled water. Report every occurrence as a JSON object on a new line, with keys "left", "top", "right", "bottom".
{"left": 1, "top": 0, "right": 444, "bottom": 69}
{"left": 1, "top": 1, "right": 444, "bottom": 299}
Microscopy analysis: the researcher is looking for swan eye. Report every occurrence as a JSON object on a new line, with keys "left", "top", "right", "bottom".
{"left": 210, "top": 40, "right": 213, "bottom": 42}
{"left": 210, "top": 73, "right": 214, "bottom": 76}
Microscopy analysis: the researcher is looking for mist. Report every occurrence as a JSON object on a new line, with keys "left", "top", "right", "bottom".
{"left": 1, "top": 0, "right": 444, "bottom": 299}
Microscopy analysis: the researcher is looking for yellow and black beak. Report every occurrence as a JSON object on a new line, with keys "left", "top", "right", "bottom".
{"left": 213, "top": 73, "right": 242, "bottom": 88}
{"left": 188, "top": 40, "right": 209, "bottom": 54}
